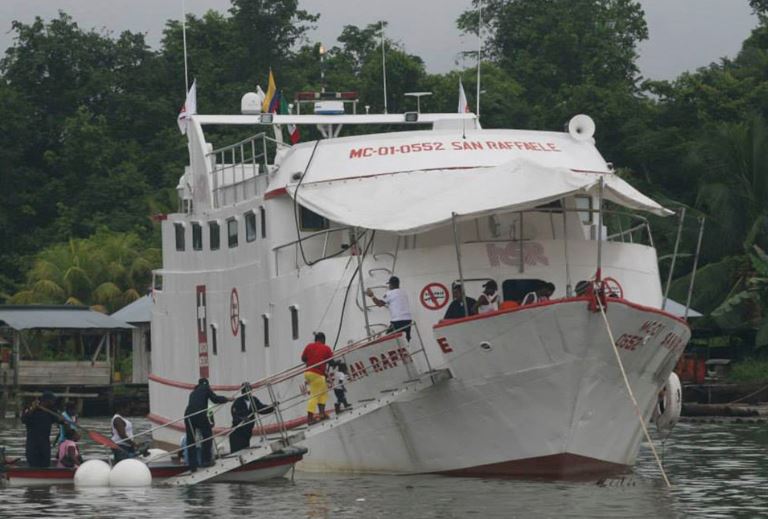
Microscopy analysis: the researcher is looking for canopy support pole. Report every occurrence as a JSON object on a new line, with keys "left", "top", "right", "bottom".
{"left": 451, "top": 213, "right": 469, "bottom": 317}
{"left": 519, "top": 212, "right": 524, "bottom": 273}
{"left": 562, "top": 198, "right": 572, "bottom": 296}
{"left": 354, "top": 229, "right": 372, "bottom": 337}
{"left": 596, "top": 178, "right": 605, "bottom": 278}
{"left": 685, "top": 217, "right": 706, "bottom": 321}
{"left": 12, "top": 331, "right": 20, "bottom": 417}
{"left": 662, "top": 207, "right": 686, "bottom": 310}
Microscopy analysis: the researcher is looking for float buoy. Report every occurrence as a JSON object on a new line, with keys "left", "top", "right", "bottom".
{"left": 74, "top": 459, "right": 111, "bottom": 487}
{"left": 654, "top": 372, "right": 682, "bottom": 433}
{"left": 108, "top": 458, "right": 152, "bottom": 487}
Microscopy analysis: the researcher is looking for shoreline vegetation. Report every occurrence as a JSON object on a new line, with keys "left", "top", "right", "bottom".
{"left": 1, "top": 0, "right": 768, "bottom": 378}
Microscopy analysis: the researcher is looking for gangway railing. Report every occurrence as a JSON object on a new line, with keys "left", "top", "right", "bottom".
{"left": 134, "top": 324, "right": 442, "bottom": 485}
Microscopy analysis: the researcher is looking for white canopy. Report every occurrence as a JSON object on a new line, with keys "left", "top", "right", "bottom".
{"left": 288, "top": 159, "right": 671, "bottom": 234}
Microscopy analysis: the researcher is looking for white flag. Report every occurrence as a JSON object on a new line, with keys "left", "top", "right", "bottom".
{"left": 458, "top": 79, "right": 470, "bottom": 113}
{"left": 177, "top": 79, "right": 197, "bottom": 134}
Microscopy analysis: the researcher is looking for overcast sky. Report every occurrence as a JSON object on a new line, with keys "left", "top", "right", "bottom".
{"left": 0, "top": 0, "right": 758, "bottom": 80}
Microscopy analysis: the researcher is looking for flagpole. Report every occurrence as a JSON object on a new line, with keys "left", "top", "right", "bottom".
{"left": 182, "top": 0, "right": 189, "bottom": 91}
{"left": 381, "top": 21, "right": 388, "bottom": 114}
{"left": 476, "top": 0, "right": 482, "bottom": 118}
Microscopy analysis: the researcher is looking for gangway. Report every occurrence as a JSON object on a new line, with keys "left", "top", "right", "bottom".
{"left": 151, "top": 326, "right": 444, "bottom": 487}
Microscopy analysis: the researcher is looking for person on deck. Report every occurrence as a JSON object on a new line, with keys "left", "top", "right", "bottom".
{"left": 366, "top": 276, "right": 413, "bottom": 341}
{"left": 301, "top": 332, "right": 333, "bottom": 424}
{"left": 184, "top": 378, "right": 231, "bottom": 471}
{"left": 475, "top": 280, "right": 500, "bottom": 314}
{"left": 229, "top": 382, "right": 275, "bottom": 454}
{"left": 21, "top": 391, "right": 60, "bottom": 468}
{"left": 56, "top": 429, "right": 83, "bottom": 468}
{"left": 444, "top": 282, "right": 477, "bottom": 320}
{"left": 112, "top": 405, "right": 142, "bottom": 462}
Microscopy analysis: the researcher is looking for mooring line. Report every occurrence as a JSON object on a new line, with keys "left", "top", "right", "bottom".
{"left": 597, "top": 299, "right": 672, "bottom": 488}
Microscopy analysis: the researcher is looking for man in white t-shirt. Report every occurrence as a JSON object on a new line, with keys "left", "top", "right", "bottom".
{"left": 366, "top": 275, "right": 413, "bottom": 341}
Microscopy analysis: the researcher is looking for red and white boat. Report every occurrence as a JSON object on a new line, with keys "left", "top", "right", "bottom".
{"left": 148, "top": 91, "right": 690, "bottom": 479}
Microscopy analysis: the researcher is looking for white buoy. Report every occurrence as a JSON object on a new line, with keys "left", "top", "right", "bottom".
{"left": 109, "top": 458, "right": 152, "bottom": 487}
{"left": 74, "top": 459, "right": 112, "bottom": 487}
{"left": 141, "top": 448, "right": 169, "bottom": 464}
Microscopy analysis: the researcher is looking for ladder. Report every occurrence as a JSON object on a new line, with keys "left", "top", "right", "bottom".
{"left": 160, "top": 368, "right": 450, "bottom": 486}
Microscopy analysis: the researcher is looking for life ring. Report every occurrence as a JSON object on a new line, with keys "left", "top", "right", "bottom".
{"left": 654, "top": 372, "right": 682, "bottom": 433}
{"left": 601, "top": 277, "right": 624, "bottom": 299}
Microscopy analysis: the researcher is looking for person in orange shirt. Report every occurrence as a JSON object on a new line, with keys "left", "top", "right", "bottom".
{"left": 301, "top": 332, "right": 333, "bottom": 424}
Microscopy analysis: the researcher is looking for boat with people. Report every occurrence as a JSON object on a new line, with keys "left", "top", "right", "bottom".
{"left": 146, "top": 82, "right": 691, "bottom": 479}
{"left": 0, "top": 447, "right": 306, "bottom": 486}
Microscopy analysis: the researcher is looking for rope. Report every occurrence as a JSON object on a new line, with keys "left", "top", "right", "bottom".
{"left": 725, "top": 382, "right": 768, "bottom": 405}
{"left": 596, "top": 298, "right": 672, "bottom": 488}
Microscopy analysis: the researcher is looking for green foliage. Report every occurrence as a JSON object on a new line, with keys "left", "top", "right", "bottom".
{"left": 727, "top": 358, "right": 768, "bottom": 382}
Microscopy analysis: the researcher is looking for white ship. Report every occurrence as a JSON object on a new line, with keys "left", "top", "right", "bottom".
{"left": 148, "top": 91, "right": 690, "bottom": 479}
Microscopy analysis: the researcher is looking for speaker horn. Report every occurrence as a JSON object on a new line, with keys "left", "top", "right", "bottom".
{"left": 567, "top": 114, "right": 596, "bottom": 142}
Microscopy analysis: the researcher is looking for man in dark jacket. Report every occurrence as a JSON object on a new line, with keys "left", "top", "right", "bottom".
{"left": 21, "top": 391, "right": 60, "bottom": 467}
{"left": 184, "top": 378, "right": 231, "bottom": 471}
{"left": 443, "top": 283, "right": 477, "bottom": 320}
{"left": 229, "top": 382, "right": 275, "bottom": 453}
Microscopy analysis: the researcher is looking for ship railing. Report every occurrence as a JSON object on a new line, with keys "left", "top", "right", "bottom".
{"left": 132, "top": 323, "right": 437, "bottom": 464}
{"left": 208, "top": 133, "right": 289, "bottom": 208}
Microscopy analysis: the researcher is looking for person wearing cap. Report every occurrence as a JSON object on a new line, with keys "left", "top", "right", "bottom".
{"left": 366, "top": 276, "right": 413, "bottom": 341}
{"left": 184, "top": 378, "right": 231, "bottom": 471}
{"left": 229, "top": 382, "right": 275, "bottom": 453}
{"left": 476, "top": 280, "right": 500, "bottom": 314}
{"left": 21, "top": 391, "right": 60, "bottom": 467}
{"left": 301, "top": 332, "right": 334, "bottom": 424}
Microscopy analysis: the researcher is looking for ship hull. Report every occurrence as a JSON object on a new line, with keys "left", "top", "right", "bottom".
{"left": 149, "top": 297, "right": 687, "bottom": 478}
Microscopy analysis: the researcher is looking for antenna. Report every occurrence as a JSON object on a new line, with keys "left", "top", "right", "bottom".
{"left": 476, "top": 0, "right": 482, "bottom": 118}
{"left": 381, "top": 21, "right": 388, "bottom": 114}
{"left": 182, "top": 0, "right": 189, "bottom": 91}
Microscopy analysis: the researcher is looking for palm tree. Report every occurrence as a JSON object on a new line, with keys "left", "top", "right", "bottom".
{"left": 9, "top": 230, "right": 160, "bottom": 313}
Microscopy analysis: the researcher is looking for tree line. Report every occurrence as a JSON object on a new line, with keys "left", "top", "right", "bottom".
{"left": 1, "top": 0, "right": 767, "bottom": 344}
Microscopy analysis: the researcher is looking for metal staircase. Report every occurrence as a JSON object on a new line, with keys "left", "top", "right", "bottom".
{"left": 157, "top": 328, "right": 445, "bottom": 487}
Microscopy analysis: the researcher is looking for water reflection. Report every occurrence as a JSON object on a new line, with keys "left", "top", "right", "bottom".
{"left": 2, "top": 418, "right": 767, "bottom": 517}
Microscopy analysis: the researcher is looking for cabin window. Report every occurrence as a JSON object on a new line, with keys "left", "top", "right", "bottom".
{"left": 260, "top": 206, "right": 267, "bottom": 238}
{"left": 174, "top": 223, "right": 185, "bottom": 251}
{"left": 209, "top": 221, "right": 220, "bottom": 250}
{"left": 210, "top": 324, "right": 218, "bottom": 356}
{"left": 192, "top": 222, "right": 203, "bottom": 251}
{"left": 240, "top": 320, "right": 246, "bottom": 352}
{"left": 245, "top": 211, "right": 257, "bottom": 242}
{"left": 575, "top": 195, "right": 593, "bottom": 224}
{"left": 289, "top": 305, "right": 299, "bottom": 340}
{"left": 262, "top": 314, "right": 270, "bottom": 348}
{"left": 299, "top": 206, "right": 329, "bottom": 232}
{"left": 227, "top": 217, "right": 239, "bottom": 248}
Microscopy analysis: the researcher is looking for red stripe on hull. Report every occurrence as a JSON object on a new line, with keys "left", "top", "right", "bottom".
{"left": 436, "top": 453, "right": 629, "bottom": 480}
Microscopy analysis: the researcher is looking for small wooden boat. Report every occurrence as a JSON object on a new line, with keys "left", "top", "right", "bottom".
{"left": 0, "top": 446, "right": 306, "bottom": 487}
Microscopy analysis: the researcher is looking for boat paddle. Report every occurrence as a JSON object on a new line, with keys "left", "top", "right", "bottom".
{"left": 37, "top": 405, "right": 125, "bottom": 452}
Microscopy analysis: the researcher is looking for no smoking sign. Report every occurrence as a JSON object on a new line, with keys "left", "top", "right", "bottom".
{"left": 420, "top": 282, "right": 449, "bottom": 310}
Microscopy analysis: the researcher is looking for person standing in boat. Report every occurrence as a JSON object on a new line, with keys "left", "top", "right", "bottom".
{"left": 301, "top": 332, "right": 334, "bottom": 424}
{"left": 184, "top": 378, "right": 231, "bottom": 471}
{"left": 56, "top": 401, "right": 79, "bottom": 447}
{"left": 21, "top": 391, "right": 60, "bottom": 468}
{"left": 366, "top": 276, "right": 413, "bottom": 341}
{"left": 444, "top": 282, "right": 477, "bottom": 320}
{"left": 229, "top": 382, "right": 275, "bottom": 453}
{"left": 475, "top": 280, "right": 500, "bottom": 314}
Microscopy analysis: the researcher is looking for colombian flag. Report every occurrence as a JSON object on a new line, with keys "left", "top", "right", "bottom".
{"left": 262, "top": 70, "right": 278, "bottom": 113}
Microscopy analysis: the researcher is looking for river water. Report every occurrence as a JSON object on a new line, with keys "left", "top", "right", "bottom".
{"left": 0, "top": 418, "right": 765, "bottom": 518}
